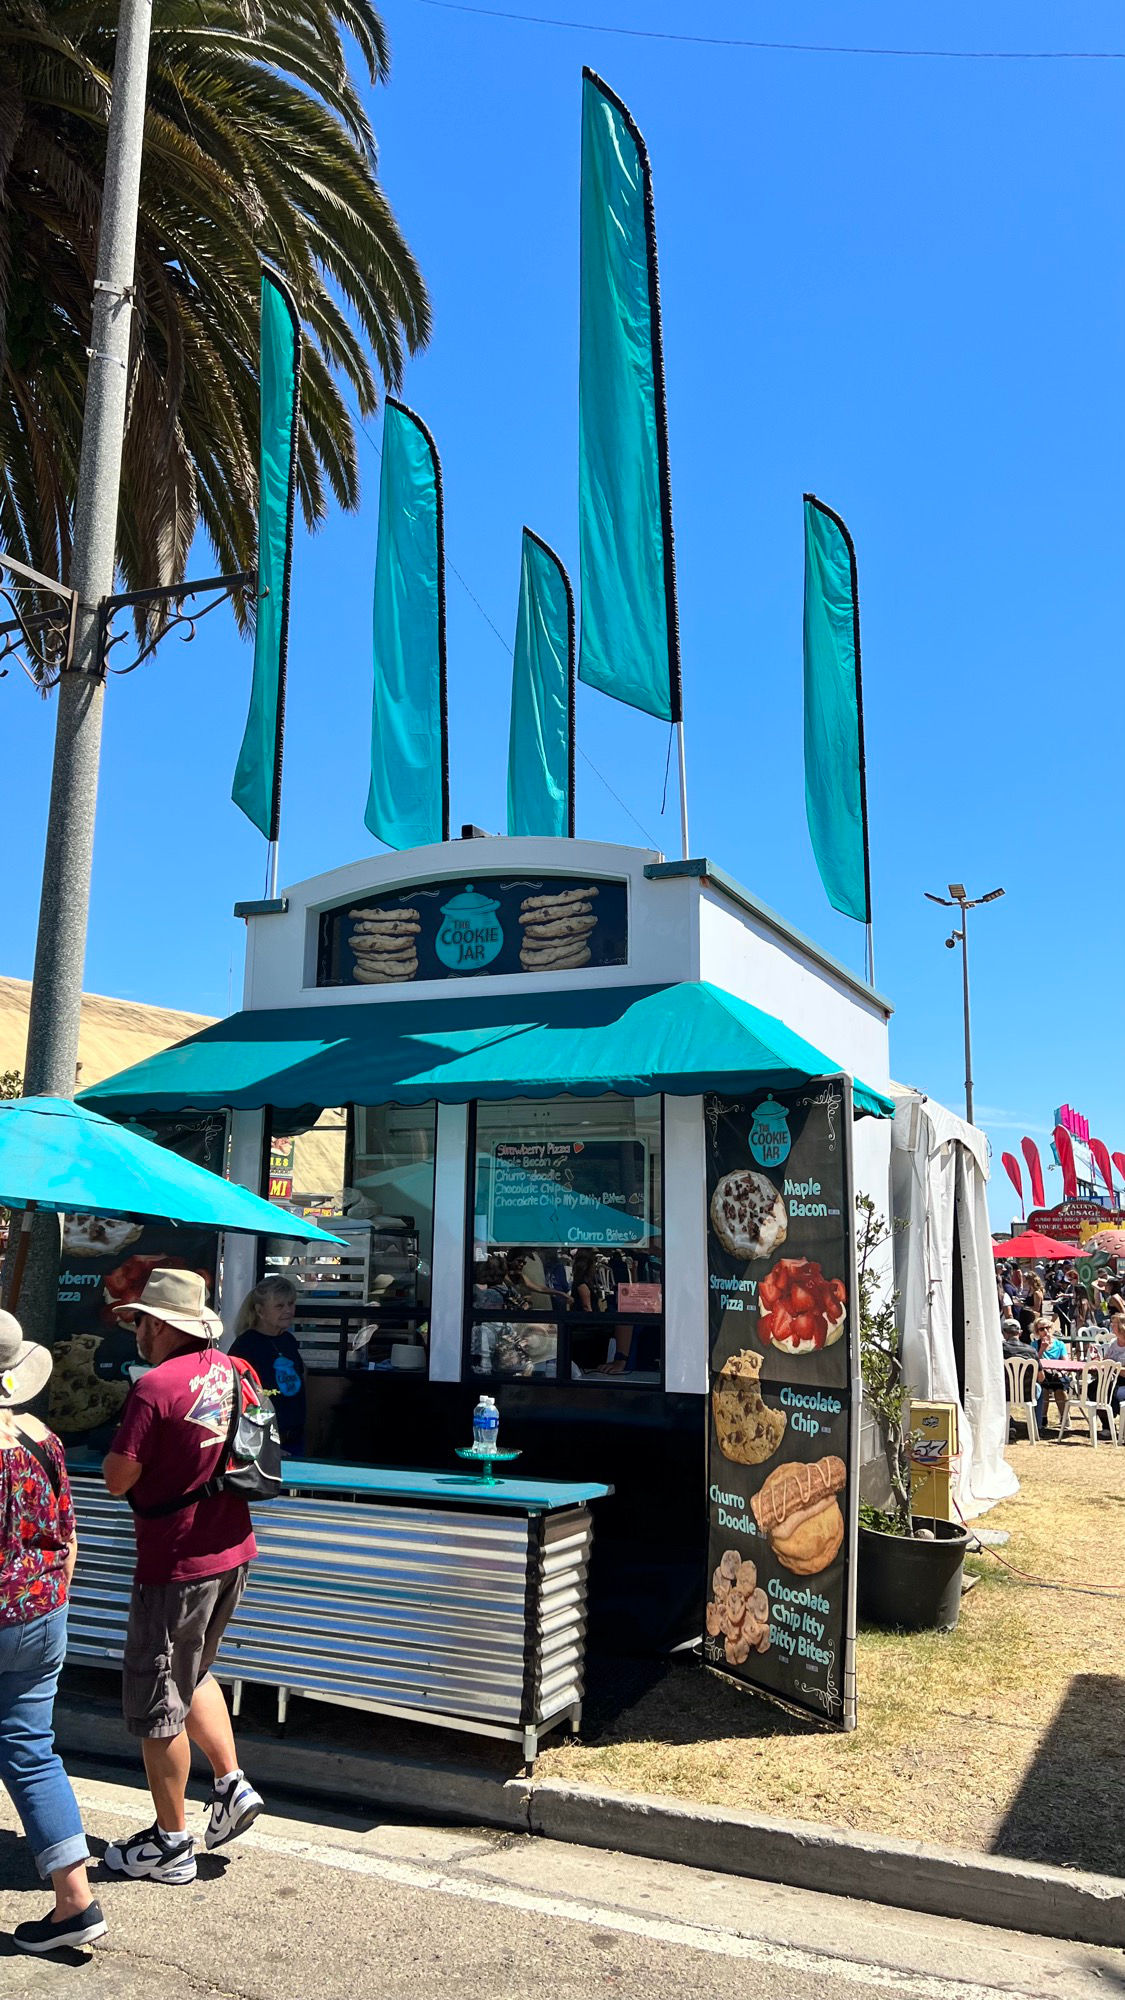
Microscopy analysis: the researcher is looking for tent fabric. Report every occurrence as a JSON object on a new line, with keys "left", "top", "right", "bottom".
{"left": 78, "top": 981, "right": 894, "bottom": 1121}
{"left": 890, "top": 1085, "right": 1018, "bottom": 1518}
{"left": 0, "top": 1096, "right": 341, "bottom": 1241}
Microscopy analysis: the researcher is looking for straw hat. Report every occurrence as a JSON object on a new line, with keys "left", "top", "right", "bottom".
{"left": 110, "top": 1268, "right": 222, "bottom": 1344}
{"left": 0, "top": 1309, "right": 54, "bottom": 1408}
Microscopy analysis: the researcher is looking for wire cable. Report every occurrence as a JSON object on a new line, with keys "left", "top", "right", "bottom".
{"left": 412, "top": 0, "right": 1125, "bottom": 62}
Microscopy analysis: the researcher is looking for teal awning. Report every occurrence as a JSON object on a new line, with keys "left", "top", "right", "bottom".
{"left": 79, "top": 982, "right": 893, "bottom": 1121}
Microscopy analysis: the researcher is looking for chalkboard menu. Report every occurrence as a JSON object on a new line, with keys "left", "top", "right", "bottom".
{"left": 703, "top": 1080, "right": 858, "bottom": 1729}
{"left": 318, "top": 874, "right": 628, "bottom": 987}
{"left": 488, "top": 1138, "right": 651, "bottom": 1247}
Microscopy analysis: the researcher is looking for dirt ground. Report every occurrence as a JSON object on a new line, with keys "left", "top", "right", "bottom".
{"left": 539, "top": 1440, "right": 1125, "bottom": 1874}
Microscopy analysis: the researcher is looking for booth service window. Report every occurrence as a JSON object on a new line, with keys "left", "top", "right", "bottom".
{"left": 261, "top": 1105, "right": 437, "bottom": 1374}
{"left": 467, "top": 1096, "right": 663, "bottom": 1385}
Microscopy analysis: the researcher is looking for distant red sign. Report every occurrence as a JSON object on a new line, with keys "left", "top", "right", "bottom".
{"left": 1026, "top": 1200, "right": 1119, "bottom": 1237}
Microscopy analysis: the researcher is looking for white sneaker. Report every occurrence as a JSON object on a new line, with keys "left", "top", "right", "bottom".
{"left": 205, "top": 1773, "right": 264, "bottom": 1850}
{"left": 103, "top": 1825, "right": 197, "bottom": 1884}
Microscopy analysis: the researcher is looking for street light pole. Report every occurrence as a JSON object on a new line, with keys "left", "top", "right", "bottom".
{"left": 15, "top": 0, "right": 154, "bottom": 1340}
{"left": 958, "top": 902, "right": 973, "bottom": 1127}
{"left": 924, "top": 882, "right": 1005, "bottom": 1129}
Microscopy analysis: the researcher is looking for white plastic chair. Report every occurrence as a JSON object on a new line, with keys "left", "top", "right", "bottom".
{"left": 1058, "top": 1363, "right": 1120, "bottom": 1446}
{"left": 1004, "top": 1356, "right": 1039, "bottom": 1444}
{"left": 1088, "top": 1362, "right": 1121, "bottom": 1444}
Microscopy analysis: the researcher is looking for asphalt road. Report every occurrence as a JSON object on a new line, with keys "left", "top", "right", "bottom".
{"left": 0, "top": 1766, "right": 1119, "bottom": 1999}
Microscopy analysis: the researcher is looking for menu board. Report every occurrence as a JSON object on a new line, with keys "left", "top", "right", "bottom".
{"left": 488, "top": 1138, "right": 650, "bottom": 1246}
{"left": 50, "top": 1115, "right": 226, "bottom": 1451}
{"left": 317, "top": 874, "right": 628, "bottom": 986}
{"left": 703, "top": 1081, "right": 857, "bottom": 1728}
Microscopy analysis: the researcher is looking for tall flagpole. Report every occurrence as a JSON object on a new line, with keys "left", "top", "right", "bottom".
{"left": 676, "top": 720, "right": 689, "bottom": 859}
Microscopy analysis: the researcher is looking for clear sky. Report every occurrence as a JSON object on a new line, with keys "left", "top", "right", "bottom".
{"left": 3, "top": 2, "right": 1123, "bottom": 1228}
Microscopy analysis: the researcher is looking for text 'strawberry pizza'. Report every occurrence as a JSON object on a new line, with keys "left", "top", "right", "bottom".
{"left": 758, "top": 1258, "right": 846, "bottom": 1355}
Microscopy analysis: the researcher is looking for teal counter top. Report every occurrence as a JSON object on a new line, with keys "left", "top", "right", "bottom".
{"left": 67, "top": 1454, "right": 612, "bottom": 1516}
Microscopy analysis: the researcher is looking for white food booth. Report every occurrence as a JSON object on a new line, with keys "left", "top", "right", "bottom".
{"left": 77, "top": 834, "right": 895, "bottom": 1668}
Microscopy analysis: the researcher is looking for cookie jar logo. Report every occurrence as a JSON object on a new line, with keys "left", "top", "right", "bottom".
{"left": 436, "top": 884, "right": 504, "bottom": 970}
{"left": 749, "top": 1096, "right": 791, "bottom": 1169}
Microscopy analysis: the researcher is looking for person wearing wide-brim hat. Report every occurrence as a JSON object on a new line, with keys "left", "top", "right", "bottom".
{"left": 100, "top": 1269, "right": 264, "bottom": 1886}
{"left": 0, "top": 1310, "right": 107, "bottom": 1953}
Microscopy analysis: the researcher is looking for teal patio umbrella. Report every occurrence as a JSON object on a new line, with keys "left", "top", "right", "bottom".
{"left": 0, "top": 1096, "right": 343, "bottom": 1247}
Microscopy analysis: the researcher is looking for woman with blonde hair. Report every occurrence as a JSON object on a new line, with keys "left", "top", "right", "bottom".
{"left": 230, "top": 1276, "right": 305, "bottom": 1456}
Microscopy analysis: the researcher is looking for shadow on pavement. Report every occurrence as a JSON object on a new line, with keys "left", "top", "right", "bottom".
{"left": 991, "top": 1672, "right": 1125, "bottom": 1877}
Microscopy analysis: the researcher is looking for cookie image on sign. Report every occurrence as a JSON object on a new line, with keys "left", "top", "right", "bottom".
{"left": 709, "top": 1169, "right": 788, "bottom": 1261}
{"left": 519, "top": 886, "right": 599, "bottom": 971}
{"left": 347, "top": 905, "right": 421, "bottom": 985}
{"left": 711, "top": 1349, "right": 786, "bottom": 1465}
{"left": 751, "top": 1456, "right": 846, "bottom": 1575}
{"left": 705, "top": 1549, "right": 771, "bottom": 1663}
{"left": 757, "top": 1258, "right": 846, "bottom": 1357}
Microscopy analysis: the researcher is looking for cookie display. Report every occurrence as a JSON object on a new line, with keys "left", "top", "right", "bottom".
{"left": 61, "top": 1215, "right": 143, "bottom": 1258}
{"left": 48, "top": 1334, "right": 130, "bottom": 1434}
{"left": 711, "top": 1348, "right": 787, "bottom": 1465}
{"left": 346, "top": 904, "right": 422, "bottom": 986}
{"left": 751, "top": 1456, "right": 847, "bottom": 1576}
{"left": 758, "top": 1258, "right": 846, "bottom": 1355}
{"left": 518, "top": 886, "right": 599, "bottom": 970}
{"left": 709, "top": 1169, "right": 788, "bottom": 1261}
{"left": 705, "top": 1549, "right": 771, "bottom": 1661}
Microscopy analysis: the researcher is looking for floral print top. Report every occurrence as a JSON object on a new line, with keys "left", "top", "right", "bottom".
{"left": 0, "top": 1432, "right": 74, "bottom": 1627}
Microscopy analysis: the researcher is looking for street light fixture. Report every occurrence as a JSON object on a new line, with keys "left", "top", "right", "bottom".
{"left": 923, "top": 884, "right": 1005, "bottom": 1125}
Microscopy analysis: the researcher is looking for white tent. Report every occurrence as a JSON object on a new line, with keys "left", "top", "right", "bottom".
{"left": 889, "top": 1084, "right": 1018, "bottom": 1519}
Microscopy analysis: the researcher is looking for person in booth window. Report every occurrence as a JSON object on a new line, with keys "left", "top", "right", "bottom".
{"left": 100, "top": 1270, "right": 265, "bottom": 1887}
{"left": 230, "top": 1277, "right": 306, "bottom": 1457}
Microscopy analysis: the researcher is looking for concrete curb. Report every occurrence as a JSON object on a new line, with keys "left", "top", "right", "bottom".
{"left": 53, "top": 1699, "right": 1125, "bottom": 1950}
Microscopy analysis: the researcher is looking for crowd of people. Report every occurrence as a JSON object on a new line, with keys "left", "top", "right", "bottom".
{"left": 996, "top": 1260, "right": 1125, "bottom": 1433}
{"left": 471, "top": 1244, "right": 658, "bottom": 1378}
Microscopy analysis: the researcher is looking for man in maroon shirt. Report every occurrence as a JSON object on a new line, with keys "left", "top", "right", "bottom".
{"left": 101, "top": 1270, "right": 264, "bottom": 1884}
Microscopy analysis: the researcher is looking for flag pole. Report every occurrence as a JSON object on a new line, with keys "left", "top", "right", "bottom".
{"left": 676, "top": 719, "right": 689, "bottom": 859}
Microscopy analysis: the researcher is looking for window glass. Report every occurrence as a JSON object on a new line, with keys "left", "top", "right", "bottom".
{"left": 469, "top": 1096, "right": 662, "bottom": 1384}
{"left": 261, "top": 1105, "right": 436, "bottom": 1373}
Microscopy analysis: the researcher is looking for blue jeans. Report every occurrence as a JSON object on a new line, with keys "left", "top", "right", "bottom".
{"left": 0, "top": 1606, "right": 89, "bottom": 1879}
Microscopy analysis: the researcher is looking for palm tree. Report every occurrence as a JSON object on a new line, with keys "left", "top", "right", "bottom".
{"left": 0, "top": 0, "right": 430, "bottom": 623}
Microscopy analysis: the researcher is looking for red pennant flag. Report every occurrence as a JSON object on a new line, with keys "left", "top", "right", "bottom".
{"left": 1020, "top": 1137, "right": 1045, "bottom": 1211}
{"left": 1053, "top": 1124, "right": 1077, "bottom": 1200}
{"left": 1113, "top": 1151, "right": 1125, "bottom": 1190}
{"left": 1090, "top": 1138, "right": 1116, "bottom": 1202}
{"left": 1001, "top": 1153, "right": 1024, "bottom": 1215}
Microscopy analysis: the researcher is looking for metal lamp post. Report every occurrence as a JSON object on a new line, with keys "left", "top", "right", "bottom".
{"left": 923, "top": 883, "right": 1005, "bottom": 1126}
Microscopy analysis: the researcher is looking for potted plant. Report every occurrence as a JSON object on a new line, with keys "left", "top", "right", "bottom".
{"left": 855, "top": 1195, "right": 969, "bottom": 1632}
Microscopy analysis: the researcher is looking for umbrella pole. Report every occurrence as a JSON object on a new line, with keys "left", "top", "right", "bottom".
{"left": 7, "top": 1209, "right": 35, "bottom": 1313}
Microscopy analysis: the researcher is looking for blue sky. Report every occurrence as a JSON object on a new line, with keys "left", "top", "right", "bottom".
{"left": 3, "top": 1, "right": 1123, "bottom": 1226}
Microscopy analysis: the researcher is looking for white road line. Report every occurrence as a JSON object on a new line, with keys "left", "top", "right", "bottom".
{"left": 66, "top": 1783, "right": 1046, "bottom": 2000}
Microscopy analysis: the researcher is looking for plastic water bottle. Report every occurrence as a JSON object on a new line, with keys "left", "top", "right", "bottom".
{"left": 473, "top": 1394, "right": 499, "bottom": 1455}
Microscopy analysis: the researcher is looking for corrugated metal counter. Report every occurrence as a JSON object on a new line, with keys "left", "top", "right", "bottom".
{"left": 66, "top": 1460, "right": 612, "bottom": 1760}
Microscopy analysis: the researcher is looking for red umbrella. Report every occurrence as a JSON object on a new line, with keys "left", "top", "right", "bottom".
{"left": 992, "top": 1230, "right": 1079, "bottom": 1261}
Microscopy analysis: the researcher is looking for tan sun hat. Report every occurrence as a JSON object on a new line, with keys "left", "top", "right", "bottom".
{"left": 0, "top": 1308, "right": 54, "bottom": 1408}
{"left": 110, "top": 1268, "right": 222, "bottom": 1344}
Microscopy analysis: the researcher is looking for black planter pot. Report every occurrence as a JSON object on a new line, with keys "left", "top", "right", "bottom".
{"left": 857, "top": 1515, "right": 970, "bottom": 1632}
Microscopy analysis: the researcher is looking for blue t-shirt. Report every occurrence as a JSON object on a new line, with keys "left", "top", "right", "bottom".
{"left": 229, "top": 1328, "right": 306, "bottom": 1453}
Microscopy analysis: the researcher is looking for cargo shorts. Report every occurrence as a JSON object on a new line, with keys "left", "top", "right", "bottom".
{"left": 122, "top": 1565, "right": 249, "bottom": 1739}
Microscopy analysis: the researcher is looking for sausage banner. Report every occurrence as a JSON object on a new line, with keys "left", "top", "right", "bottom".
{"left": 703, "top": 1077, "right": 859, "bottom": 1729}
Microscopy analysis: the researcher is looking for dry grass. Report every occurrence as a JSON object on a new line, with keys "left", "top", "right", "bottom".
{"left": 540, "top": 1442, "right": 1125, "bottom": 1872}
